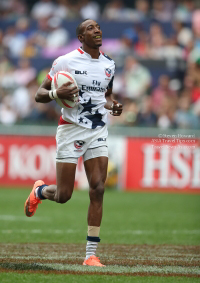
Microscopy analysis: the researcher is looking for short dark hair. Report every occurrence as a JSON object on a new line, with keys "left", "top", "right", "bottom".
{"left": 76, "top": 19, "right": 91, "bottom": 37}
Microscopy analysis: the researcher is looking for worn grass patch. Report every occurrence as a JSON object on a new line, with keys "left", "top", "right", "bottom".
{"left": 0, "top": 243, "right": 199, "bottom": 277}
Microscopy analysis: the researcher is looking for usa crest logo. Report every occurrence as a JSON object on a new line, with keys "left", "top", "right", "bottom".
{"left": 105, "top": 68, "right": 112, "bottom": 78}
{"left": 74, "top": 140, "right": 85, "bottom": 149}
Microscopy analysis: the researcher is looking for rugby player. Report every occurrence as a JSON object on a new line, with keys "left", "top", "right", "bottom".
{"left": 24, "top": 19, "right": 123, "bottom": 267}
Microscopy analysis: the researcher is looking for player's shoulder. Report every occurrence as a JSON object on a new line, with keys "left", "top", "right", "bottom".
{"left": 100, "top": 52, "right": 115, "bottom": 63}
{"left": 100, "top": 52, "right": 115, "bottom": 68}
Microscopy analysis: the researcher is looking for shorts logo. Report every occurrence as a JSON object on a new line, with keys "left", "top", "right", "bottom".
{"left": 98, "top": 138, "right": 106, "bottom": 141}
{"left": 74, "top": 140, "right": 85, "bottom": 149}
{"left": 105, "top": 68, "right": 112, "bottom": 78}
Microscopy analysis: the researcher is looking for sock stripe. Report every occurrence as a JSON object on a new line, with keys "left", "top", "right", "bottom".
{"left": 86, "top": 236, "right": 100, "bottom": 242}
{"left": 86, "top": 240, "right": 98, "bottom": 259}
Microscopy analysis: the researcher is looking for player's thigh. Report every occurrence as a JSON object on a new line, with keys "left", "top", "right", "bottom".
{"left": 84, "top": 156, "right": 108, "bottom": 188}
{"left": 56, "top": 161, "right": 77, "bottom": 197}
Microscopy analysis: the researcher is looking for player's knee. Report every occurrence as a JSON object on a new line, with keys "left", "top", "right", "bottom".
{"left": 90, "top": 182, "right": 105, "bottom": 200}
{"left": 55, "top": 191, "right": 72, "bottom": 204}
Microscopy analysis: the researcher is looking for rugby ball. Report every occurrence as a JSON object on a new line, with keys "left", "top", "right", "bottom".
{"left": 51, "top": 71, "right": 79, "bottom": 108}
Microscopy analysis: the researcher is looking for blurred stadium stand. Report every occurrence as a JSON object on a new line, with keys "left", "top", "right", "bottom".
{"left": 0, "top": 0, "right": 200, "bottom": 129}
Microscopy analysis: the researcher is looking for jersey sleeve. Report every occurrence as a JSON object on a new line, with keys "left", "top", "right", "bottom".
{"left": 107, "top": 63, "right": 115, "bottom": 90}
{"left": 47, "top": 56, "right": 64, "bottom": 81}
{"left": 107, "top": 76, "right": 114, "bottom": 89}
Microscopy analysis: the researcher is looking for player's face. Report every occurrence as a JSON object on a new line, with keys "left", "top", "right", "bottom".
{"left": 80, "top": 20, "right": 102, "bottom": 48}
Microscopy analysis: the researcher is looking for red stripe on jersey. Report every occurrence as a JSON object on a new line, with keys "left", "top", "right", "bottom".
{"left": 77, "top": 48, "right": 84, "bottom": 54}
{"left": 46, "top": 74, "right": 52, "bottom": 81}
{"left": 100, "top": 51, "right": 104, "bottom": 55}
{"left": 58, "top": 116, "right": 73, "bottom": 125}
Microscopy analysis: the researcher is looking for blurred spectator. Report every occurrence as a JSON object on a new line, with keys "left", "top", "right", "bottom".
{"left": 134, "top": 29, "right": 149, "bottom": 58}
{"left": 174, "top": 0, "right": 195, "bottom": 23}
{"left": 16, "top": 17, "right": 33, "bottom": 39}
{"left": 46, "top": 17, "right": 70, "bottom": 48}
{"left": 102, "top": 0, "right": 135, "bottom": 22}
{"left": 80, "top": 0, "right": 100, "bottom": 20}
{"left": 13, "top": 59, "right": 36, "bottom": 86}
{"left": 151, "top": 0, "right": 172, "bottom": 22}
{"left": 174, "top": 21, "right": 193, "bottom": 47}
{"left": 190, "top": 59, "right": 200, "bottom": 103}
{"left": 162, "top": 37, "right": 184, "bottom": 60}
{"left": 0, "top": 95, "right": 17, "bottom": 125}
{"left": 152, "top": 75, "right": 176, "bottom": 114}
{"left": 122, "top": 27, "right": 139, "bottom": 46}
{"left": 157, "top": 95, "right": 177, "bottom": 128}
{"left": 3, "top": 26, "right": 27, "bottom": 57}
{"left": 31, "top": 17, "right": 50, "bottom": 51}
{"left": 175, "top": 94, "right": 199, "bottom": 128}
{"left": 134, "top": 0, "right": 150, "bottom": 20}
{"left": 123, "top": 56, "right": 151, "bottom": 101}
{"left": 12, "top": 86, "right": 31, "bottom": 119}
{"left": 0, "top": 0, "right": 27, "bottom": 20}
{"left": 54, "top": 0, "right": 70, "bottom": 19}
{"left": 0, "top": 56, "right": 16, "bottom": 89}
{"left": 148, "top": 23, "right": 166, "bottom": 58}
{"left": 136, "top": 96, "right": 157, "bottom": 127}
{"left": 31, "top": 0, "right": 55, "bottom": 20}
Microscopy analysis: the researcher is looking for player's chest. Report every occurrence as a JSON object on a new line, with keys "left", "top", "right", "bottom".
{"left": 68, "top": 60, "right": 112, "bottom": 89}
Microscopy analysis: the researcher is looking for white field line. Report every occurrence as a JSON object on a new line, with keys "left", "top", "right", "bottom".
{"left": 1, "top": 229, "right": 79, "bottom": 234}
{"left": 22, "top": 263, "right": 200, "bottom": 275}
{"left": 1, "top": 229, "right": 200, "bottom": 235}
{"left": 107, "top": 230, "right": 200, "bottom": 235}
{"left": 0, "top": 215, "right": 50, "bottom": 222}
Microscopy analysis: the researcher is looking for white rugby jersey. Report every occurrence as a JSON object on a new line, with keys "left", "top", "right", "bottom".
{"left": 47, "top": 47, "right": 115, "bottom": 129}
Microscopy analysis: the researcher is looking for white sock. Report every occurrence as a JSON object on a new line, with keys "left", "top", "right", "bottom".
{"left": 86, "top": 241, "right": 98, "bottom": 259}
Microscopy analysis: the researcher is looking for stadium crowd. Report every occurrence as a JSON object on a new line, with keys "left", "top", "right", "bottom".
{"left": 0, "top": 0, "right": 200, "bottom": 128}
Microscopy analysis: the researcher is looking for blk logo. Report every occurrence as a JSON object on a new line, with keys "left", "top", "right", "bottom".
{"left": 75, "top": 70, "right": 87, "bottom": 75}
{"left": 74, "top": 140, "right": 85, "bottom": 149}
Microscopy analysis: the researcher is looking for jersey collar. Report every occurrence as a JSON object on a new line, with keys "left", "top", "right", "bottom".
{"left": 77, "top": 47, "right": 102, "bottom": 60}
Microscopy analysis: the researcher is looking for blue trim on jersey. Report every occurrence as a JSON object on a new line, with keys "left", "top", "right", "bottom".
{"left": 107, "top": 76, "right": 114, "bottom": 89}
{"left": 103, "top": 53, "right": 113, "bottom": 61}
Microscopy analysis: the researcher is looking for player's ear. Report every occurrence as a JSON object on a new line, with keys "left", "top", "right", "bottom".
{"left": 78, "top": 34, "right": 84, "bottom": 43}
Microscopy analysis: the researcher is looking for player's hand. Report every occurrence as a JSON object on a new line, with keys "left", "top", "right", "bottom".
{"left": 110, "top": 100, "right": 123, "bottom": 116}
{"left": 56, "top": 82, "right": 79, "bottom": 102}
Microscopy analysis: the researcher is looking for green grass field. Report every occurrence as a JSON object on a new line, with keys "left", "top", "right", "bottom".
{"left": 0, "top": 188, "right": 199, "bottom": 282}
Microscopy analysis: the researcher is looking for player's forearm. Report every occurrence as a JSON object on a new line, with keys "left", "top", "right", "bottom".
{"left": 35, "top": 78, "right": 52, "bottom": 103}
{"left": 35, "top": 88, "right": 52, "bottom": 103}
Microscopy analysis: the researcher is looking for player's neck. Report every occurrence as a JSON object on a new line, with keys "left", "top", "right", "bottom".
{"left": 82, "top": 45, "right": 100, "bottom": 59}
